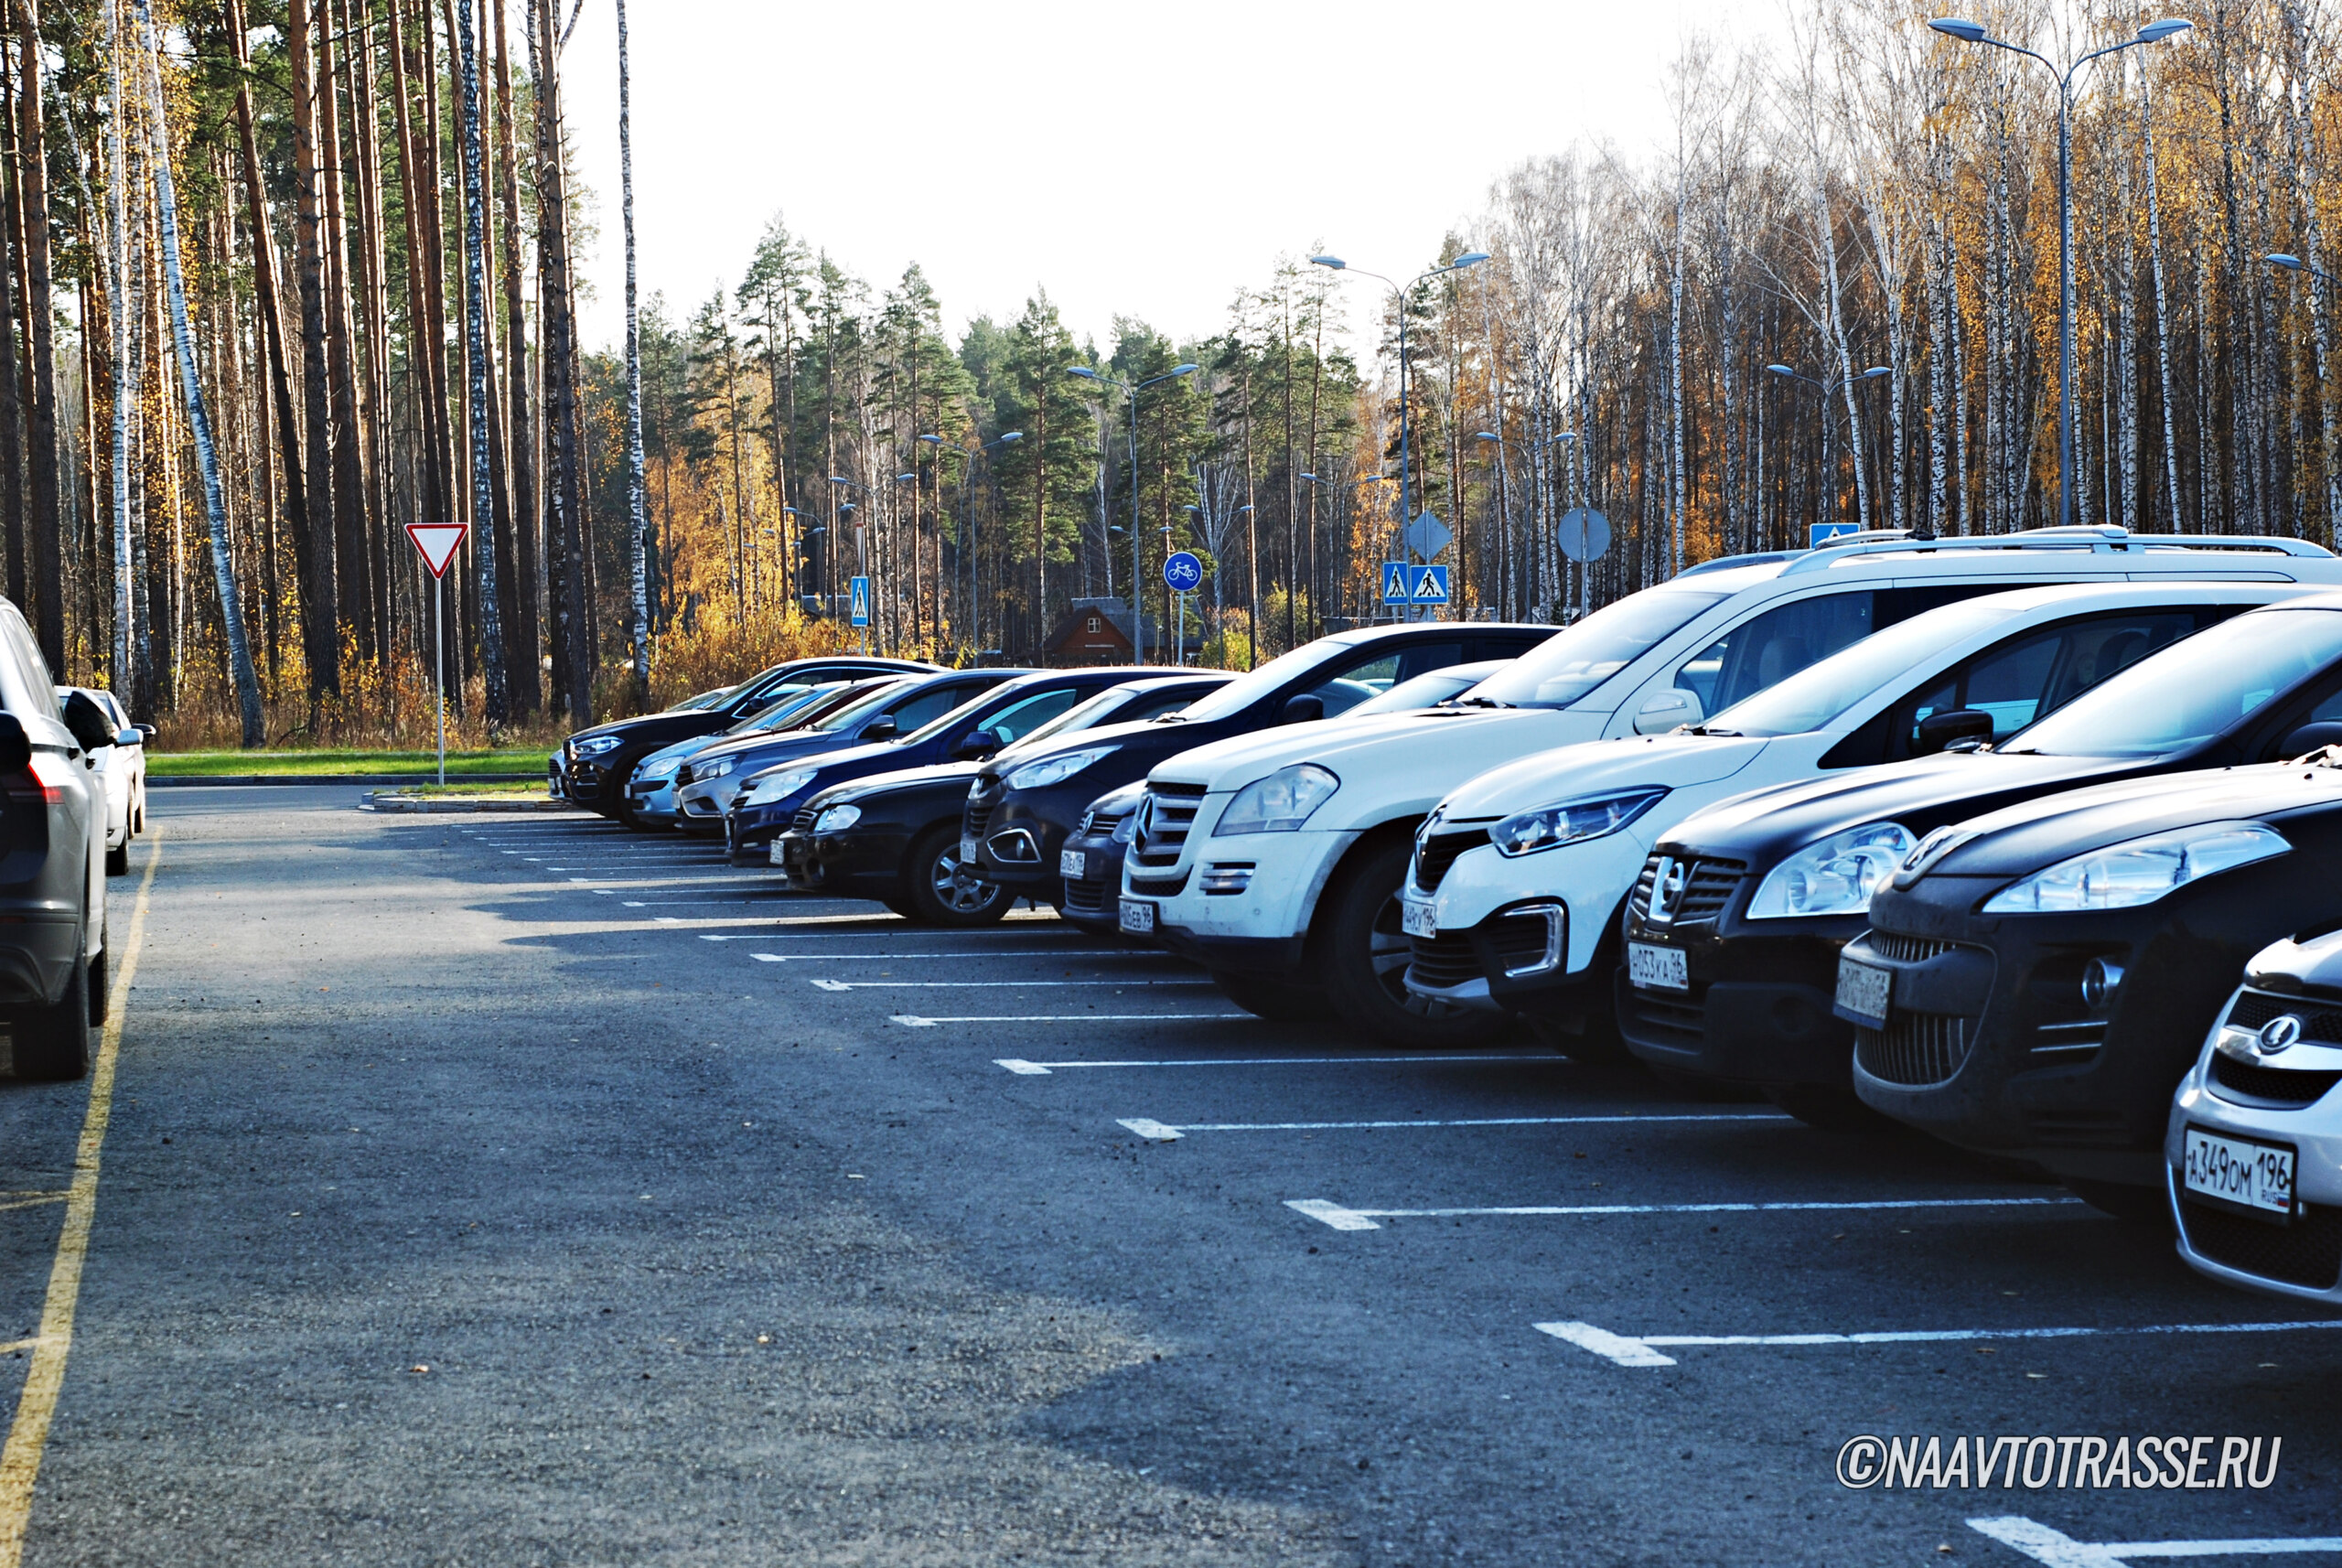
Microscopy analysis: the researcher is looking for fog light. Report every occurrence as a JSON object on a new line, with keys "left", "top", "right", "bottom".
{"left": 2081, "top": 958, "right": 2124, "bottom": 1012}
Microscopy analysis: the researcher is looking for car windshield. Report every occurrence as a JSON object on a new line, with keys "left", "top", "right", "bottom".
{"left": 1704, "top": 602, "right": 2018, "bottom": 737}
{"left": 724, "top": 682, "right": 843, "bottom": 735}
{"left": 1004, "top": 686, "right": 1131, "bottom": 751}
{"left": 2000, "top": 606, "right": 2342, "bottom": 757}
{"left": 673, "top": 685, "right": 734, "bottom": 712}
{"left": 812, "top": 685, "right": 902, "bottom": 733}
{"left": 1346, "top": 661, "right": 1508, "bottom": 716}
{"left": 901, "top": 686, "right": 1015, "bottom": 747}
{"left": 1162, "top": 639, "right": 1387, "bottom": 724}
{"left": 1467, "top": 586, "right": 1731, "bottom": 709}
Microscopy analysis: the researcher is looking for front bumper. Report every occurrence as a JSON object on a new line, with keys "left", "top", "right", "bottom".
{"left": 2165, "top": 1017, "right": 2342, "bottom": 1304}
{"left": 627, "top": 774, "right": 685, "bottom": 824}
{"left": 1057, "top": 832, "right": 1127, "bottom": 929}
{"left": 1615, "top": 912, "right": 1860, "bottom": 1087}
{"left": 674, "top": 775, "right": 744, "bottom": 830}
{"left": 1850, "top": 874, "right": 2294, "bottom": 1188}
{"left": 1136, "top": 807, "right": 1352, "bottom": 977}
{"left": 1403, "top": 832, "right": 1652, "bottom": 1017}
{"left": 969, "top": 790, "right": 1075, "bottom": 893}
{"left": 565, "top": 750, "right": 625, "bottom": 804}
{"left": 777, "top": 824, "right": 913, "bottom": 898}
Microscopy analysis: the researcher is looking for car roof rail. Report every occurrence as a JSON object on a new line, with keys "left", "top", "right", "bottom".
{"left": 1776, "top": 524, "right": 2335, "bottom": 575}
{"left": 1678, "top": 550, "right": 1803, "bottom": 577}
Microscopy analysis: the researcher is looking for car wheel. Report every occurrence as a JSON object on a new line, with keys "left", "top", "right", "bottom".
{"left": 1209, "top": 970, "right": 1325, "bottom": 1021}
{"left": 904, "top": 824, "right": 1010, "bottom": 927}
{"left": 105, "top": 841, "right": 128, "bottom": 877}
{"left": 12, "top": 939, "right": 91, "bottom": 1081}
{"left": 1761, "top": 1081, "right": 1893, "bottom": 1132}
{"left": 1319, "top": 837, "right": 1505, "bottom": 1048}
{"left": 2064, "top": 1177, "right": 2174, "bottom": 1227}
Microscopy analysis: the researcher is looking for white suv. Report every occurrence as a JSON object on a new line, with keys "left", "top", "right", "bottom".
{"left": 1120, "top": 529, "right": 2342, "bottom": 1046}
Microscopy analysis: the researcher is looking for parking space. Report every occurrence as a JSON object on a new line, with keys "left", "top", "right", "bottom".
{"left": 387, "top": 808, "right": 2342, "bottom": 1562}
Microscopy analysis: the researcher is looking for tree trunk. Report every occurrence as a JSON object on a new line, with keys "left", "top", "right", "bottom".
{"left": 491, "top": 0, "right": 539, "bottom": 711}
{"left": 15, "top": 0, "right": 61, "bottom": 671}
{"left": 618, "top": 0, "right": 648, "bottom": 695}
{"left": 455, "top": 0, "right": 504, "bottom": 724}
{"left": 285, "top": 0, "right": 342, "bottom": 694}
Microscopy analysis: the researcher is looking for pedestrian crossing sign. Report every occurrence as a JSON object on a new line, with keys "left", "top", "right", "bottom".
{"left": 1380, "top": 563, "right": 1411, "bottom": 604}
{"left": 1411, "top": 565, "right": 1450, "bottom": 604}
{"left": 850, "top": 575, "right": 871, "bottom": 627}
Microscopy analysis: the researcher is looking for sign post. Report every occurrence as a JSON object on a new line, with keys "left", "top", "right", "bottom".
{"left": 1557, "top": 507, "right": 1611, "bottom": 623}
{"left": 405, "top": 522, "right": 469, "bottom": 785}
{"left": 1162, "top": 551, "right": 1202, "bottom": 666}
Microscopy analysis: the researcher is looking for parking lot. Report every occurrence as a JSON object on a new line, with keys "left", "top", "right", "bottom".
{"left": 1, "top": 788, "right": 2337, "bottom": 1565}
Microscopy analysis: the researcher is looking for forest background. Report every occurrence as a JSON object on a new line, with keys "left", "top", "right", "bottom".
{"left": 8, "top": 0, "right": 2336, "bottom": 747}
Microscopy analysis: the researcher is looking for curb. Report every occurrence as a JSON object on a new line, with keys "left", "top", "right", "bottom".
{"left": 151, "top": 772, "right": 543, "bottom": 788}
{"left": 362, "top": 791, "right": 583, "bottom": 814}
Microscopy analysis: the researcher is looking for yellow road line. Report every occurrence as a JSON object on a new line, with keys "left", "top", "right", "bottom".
{"left": 0, "top": 835, "right": 161, "bottom": 1567}
{"left": 0, "top": 1197, "right": 66, "bottom": 1216}
{"left": 0, "top": 1345, "right": 33, "bottom": 1359}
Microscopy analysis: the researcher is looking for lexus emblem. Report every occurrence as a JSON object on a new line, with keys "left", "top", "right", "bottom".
{"left": 2257, "top": 1014, "right": 2304, "bottom": 1056}
{"left": 1649, "top": 856, "right": 1687, "bottom": 925}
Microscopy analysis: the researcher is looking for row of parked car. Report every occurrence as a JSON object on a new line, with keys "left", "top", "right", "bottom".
{"left": 557, "top": 524, "right": 2342, "bottom": 1310}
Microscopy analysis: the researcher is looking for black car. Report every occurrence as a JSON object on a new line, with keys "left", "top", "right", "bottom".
{"left": 1057, "top": 780, "right": 1146, "bottom": 932}
{"left": 775, "top": 673, "right": 1225, "bottom": 924}
{"left": 557, "top": 655, "right": 935, "bottom": 822}
{"left": 963, "top": 625, "right": 1558, "bottom": 910}
{"left": 686, "top": 669, "right": 1025, "bottom": 846}
{"left": 1617, "top": 596, "right": 2342, "bottom": 1132}
{"left": 622, "top": 676, "right": 909, "bottom": 827}
{"left": 0, "top": 605, "right": 119, "bottom": 1080}
{"left": 728, "top": 668, "right": 1160, "bottom": 862}
{"left": 1846, "top": 756, "right": 2342, "bottom": 1217}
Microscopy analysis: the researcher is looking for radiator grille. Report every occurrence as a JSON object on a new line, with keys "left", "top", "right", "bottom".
{"left": 2180, "top": 1200, "right": 2342, "bottom": 1291}
{"left": 1414, "top": 828, "right": 1491, "bottom": 892}
{"left": 2210, "top": 1053, "right": 2342, "bottom": 1108}
{"left": 1621, "top": 986, "right": 1707, "bottom": 1048}
{"left": 2225, "top": 989, "right": 2342, "bottom": 1044}
{"left": 1855, "top": 1011, "right": 1971, "bottom": 1087}
{"left": 1867, "top": 931, "right": 1961, "bottom": 963}
{"left": 1406, "top": 931, "right": 1483, "bottom": 990}
{"left": 1628, "top": 854, "right": 1746, "bottom": 926}
{"left": 1130, "top": 783, "right": 1207, "bottom": 871}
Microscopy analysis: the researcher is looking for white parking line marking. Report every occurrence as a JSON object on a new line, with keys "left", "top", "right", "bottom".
{"left": 622, "top": 899, "right": 799, "bottom": 907}
{"left": 1130, "top": 1112, "right": 1793, "bottom": 1135}
{"left": 1292, "top": 1196, "right": 2078, "bottom": 1230}
{"left": 698, "top": 925, "right": 1095, "bottom": 940}
{"left": 992, "top": 1054, "right": 1571, "bottom": 1075}
{"left": 1117, "top": 1118, "right": 1185, "bottom": 1141}
{"left": 756, "top": 950, "right": 1144, "bottom": 963}
{"left": 1535, "top": 1316, "right": 2342, "bottom": 1368}
{"left": 811, "top": 978, "right": 1211, "bottom": 990}
{"left": 1968, "top": 1516, "right": 2342, "bottom": 1565}
{"left": 895, "top": 1012, "right": 1252, "bottom": 1027}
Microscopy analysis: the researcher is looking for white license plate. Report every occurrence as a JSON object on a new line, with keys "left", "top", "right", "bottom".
{"left": 768, "top": 840, "right": 786, "bottom": 865}
{"left": 1059, "top": 848, "right": 1086, "bottom": 878}
{"left": 2183, "top": 1126, "right": 2296, "bottom": 1217}
{"left": 1835, "top": 954, "right": 1893, "bottom": 1026}
{"left": 1628, "top": 940, "right": 1688, "bottom": 993}
{"left": 1119, "top": 898, "right": 1155, "bottom": 935}
{"left": 960, "top": 835, "right": 981, "bottom": 865}
{"left": 1402, "top": 896, "right": 1438, "bottom": 940}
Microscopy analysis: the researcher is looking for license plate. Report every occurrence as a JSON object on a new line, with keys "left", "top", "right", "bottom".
{"left": 1119, "top": 897, "right": 1155, "bottom": 935}
{"left": 1834, "top": 954, "right": 1893, "bottom": 1026}
{"left": 1401, "top": 896, "right": 1438, "bottom": 940}
{"left": 1059, "top": 848, "right": 1086, "bottom": 878}
{"left": 2183, "top": 1125, "right": 2296, "bottom": 1217}
{"left": 960, "top": 835, "right": 981, "bottom": 866}
{"left": 767, "top": 840, "right": 785, "bottom": 865}
{"left": 1628, "top": 940, "right": 1689, "bottom": 993}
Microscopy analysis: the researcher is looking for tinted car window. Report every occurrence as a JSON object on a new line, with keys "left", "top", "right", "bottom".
{"left": 1473, "top": 587, "right": 1729, "bottom": 709}
{"left": 1671, "top": 593, "right": 1878, "bottom": 715}
{"left": 1301, "top": 641, "right": 1463, "bottom": 715}
{"left": 981, "top": 688, "right": 1082, "bottom": 744}
{"left": 1898, "top": 611, "right": 2197, "bottom": 746}
{"left": 889, "top": 682, "right": 986, "bottom": 735}
{"left": 1120, "top": 687, "right": 1215, "bottom": 723}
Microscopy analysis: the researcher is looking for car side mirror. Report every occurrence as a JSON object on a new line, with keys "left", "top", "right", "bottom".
{"left": 1278, "top": 693, "right": 1325, "bottom": 725}
{"left": 1632, "top": 687, "right": 1703, "bottom": 736}
{"left": 134, "top": 724, "right": 156, "bottom": 745}
{"left": 1915, "top": 707, "right": 1995, "bottom": 755}
{"left": 951, "top": 728, "right": 1000, "bottom": 761}
{"left": 2278, "top": 721, "right": 2342, "bottom": 759}
{"left": 114, "top": 727, "right": 142, "bottom": 748}
{"left": 62, "top": 691, "right": 115, "bottom": 752}
{"left": 862, "top": 714, "right": 898, "bottom": 740}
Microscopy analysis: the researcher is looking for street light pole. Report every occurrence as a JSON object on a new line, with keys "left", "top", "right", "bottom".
{"left": 1766, "top": 363, "right": 1889, "bottom": 532}
{"left": 1311, "top": 251, "right": 1489, "bottom": 620}
{"left": 1065, "top": 362, "right": 1198, "bottom": 666}
{"left": 1930, "top": 15, "right": 2193, "bottom": 530}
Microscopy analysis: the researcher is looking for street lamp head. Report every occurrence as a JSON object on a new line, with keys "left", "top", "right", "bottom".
{"left": 2137, "top": 17, "right": 2192, "bottom": 42}
{"left": 894, "top": 472, "right": 917, "bottom": 482}
{"left": 1473, "top": 431, "right": 1500, "bottom": 443}
{"left": 2268, "top": 252, "right": 2305, "bottom": 272}
{"left": 1451, "top": 251, "right": 1491, "bottom": 270}
{"left": 1861, "top": 366, "right": 1892, "bottom": 380}
{"left": 1064, "top": 365, "right": 1098, "bottom": 380}
{"left": 1300, "top": 472, "right": 1320, "bottom": 481}
{"left": 1308, "top": 254, "right": 1346, "bottom": 270}
{"left": 827, "top": 475, "right": 852, "bottom": 485}
{"left": 917, "top": 433, "right": 944, "bottom": 445}
{"left": 1553, "top": 432, "right": 1579, "bottom": 443}
{"left": 1928, "top": 17, "right": 1989, "bottom": 42}
{"left": 999, "top": 431, "right": 1024, "bottom": 444}
{"left": 1765, "top": 363, "right": 1796, "bottom": 378}
{"left": 1169, "top": 362, "right": 1198, "bottom": 377}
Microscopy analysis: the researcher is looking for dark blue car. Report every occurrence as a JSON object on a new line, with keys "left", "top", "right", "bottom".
{"left": 726, "top": 668, "right": 1176, "bottom": 860}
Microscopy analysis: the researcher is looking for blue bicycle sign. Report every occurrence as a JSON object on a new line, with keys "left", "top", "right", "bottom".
{"left": 1163, "top": 551, "right": 1204, "bottom": 593}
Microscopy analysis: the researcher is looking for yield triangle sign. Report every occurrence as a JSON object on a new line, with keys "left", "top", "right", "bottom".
{"left": 406, "top": 521, "right": 468, "bottom": 579}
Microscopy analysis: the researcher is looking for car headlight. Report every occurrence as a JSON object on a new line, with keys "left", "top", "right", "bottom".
{"left": 573, "top": 735, "right": 623, "bottom": 757}
{"left": 1490, "top": 788, "right": 1667, "bottom": 857}
{"left": 1981, "top": 822, "right": 2288, "bottom": 914}
{"left": 1006, "top": 746, "right": 1119, "bottom": 792}
{"left": 1746, "top": 821, "right": 1917, "bottom": 919}
{"left": 813, "top": 803, "right": 863, "bottom": 833}
{"left": 740, "top": 767, "right": 818, "bottom": 806}
{"left": 699, "top": 756, "right": 736, "bottom": 780}
{"left": 1213, "top": 764, "right": 1339, "bottom": 835}
{"left": 638, "top": 756, "right": 682, "bottom": 779}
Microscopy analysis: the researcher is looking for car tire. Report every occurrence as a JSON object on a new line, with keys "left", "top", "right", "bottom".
{"left": 1209, "top": 970, "right": 1325, "bottom": 1021}
{"left": 1761, "top": 1081, "right": 1894, "bottom": 1132}
{"left": 105, "top": 841, "right": 128, "bottom": 877}
{"left": 1318, "top": 837, "right": 1505, "bottom": 1048}
{"left": 2063, "top": 1177, "right": 2174, "bottom": 1227}
{"left": 904, "top": 824, "right": 1010, "bottom": 927}
{"left": 12, "top": 939, "right": 91, "bottom": 1081}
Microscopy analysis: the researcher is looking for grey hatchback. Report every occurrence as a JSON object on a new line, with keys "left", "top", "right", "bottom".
{"left": 0, "top": 601, "right": 112, "bottom": 1079}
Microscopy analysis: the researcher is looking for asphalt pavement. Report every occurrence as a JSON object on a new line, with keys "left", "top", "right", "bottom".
{"left": 0, "top": 787, "right": 2336, "bottom": 1565}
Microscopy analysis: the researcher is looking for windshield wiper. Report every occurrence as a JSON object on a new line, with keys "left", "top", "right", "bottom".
{"left": 1447, "top": 695, "right": 1516, "bottom": 709}
{"left": 1688, "top": 725, "right": 1740, "bottom": 736}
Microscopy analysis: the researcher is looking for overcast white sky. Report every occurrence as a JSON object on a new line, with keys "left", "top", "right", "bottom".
{"left": 557, "top": 0, "right": 1772, "bottom": 362}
